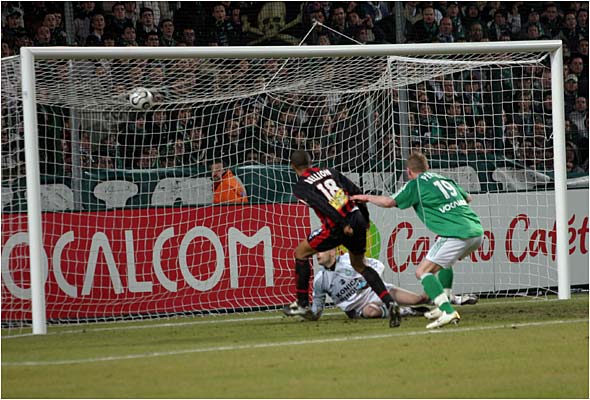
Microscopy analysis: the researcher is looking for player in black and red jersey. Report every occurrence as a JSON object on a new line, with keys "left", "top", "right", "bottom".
{"left": 283, "top": 150, "right": 401, "bottom": 328}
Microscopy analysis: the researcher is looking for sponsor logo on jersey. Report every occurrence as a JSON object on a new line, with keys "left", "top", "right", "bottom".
{"left": 438, "top": 199, "right": 468, "bottom": 213}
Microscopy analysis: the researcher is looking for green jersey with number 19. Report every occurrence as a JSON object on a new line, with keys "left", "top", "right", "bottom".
{"left": 392, "top": 171, "right": 483, "bottom": 238}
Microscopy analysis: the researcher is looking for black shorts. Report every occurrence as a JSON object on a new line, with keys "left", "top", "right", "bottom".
{"left": 307, "top": 209, "right": 368, "bottom": 255}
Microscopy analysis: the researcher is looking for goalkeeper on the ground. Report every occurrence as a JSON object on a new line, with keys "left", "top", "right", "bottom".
{"left": 285, "top": 248, "right": 477, "bottom": 321}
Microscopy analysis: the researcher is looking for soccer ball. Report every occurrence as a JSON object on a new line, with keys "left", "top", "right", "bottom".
{"left": 129, "top": 88, "right": 154, "bottom": 110}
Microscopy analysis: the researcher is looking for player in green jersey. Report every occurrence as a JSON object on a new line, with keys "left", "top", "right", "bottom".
{"left": 352, "top": 152, "right": 484, "bottom": 329}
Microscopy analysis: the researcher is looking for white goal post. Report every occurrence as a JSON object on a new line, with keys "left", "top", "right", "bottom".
{"left": 13, "top": 41, "right": 569, "bottom": 335}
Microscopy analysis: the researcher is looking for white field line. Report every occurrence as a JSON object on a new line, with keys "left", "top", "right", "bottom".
{"left": 0, "top": 297, "right": 564, "bottom": 339}
{"left": 2, "top": 318, "right": 587, "bottom": 367}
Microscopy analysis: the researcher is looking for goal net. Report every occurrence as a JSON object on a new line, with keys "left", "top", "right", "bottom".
{"left": 1, "top": 44, "right": 575, "bottom": 332}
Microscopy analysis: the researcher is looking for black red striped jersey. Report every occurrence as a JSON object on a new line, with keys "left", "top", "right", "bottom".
{"left": 293, "top": 167, "right": 369, "bottom": 230}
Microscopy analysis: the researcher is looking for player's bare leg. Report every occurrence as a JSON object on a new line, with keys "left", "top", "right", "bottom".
{"left": 360, "top": 288, "right": 430, "bottom": 318}
{"left": 283, "top": 240, "right": 316, "bottom": 318}
{"left": 349, "top": 252, "right": 401, "bottom": 328}
{"left": 416, "top": 259, "right": 460, "bottom": 328}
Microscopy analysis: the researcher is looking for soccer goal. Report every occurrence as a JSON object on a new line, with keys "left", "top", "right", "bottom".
{"left": 1, "top": 42, "right": 579, "bottom": 335}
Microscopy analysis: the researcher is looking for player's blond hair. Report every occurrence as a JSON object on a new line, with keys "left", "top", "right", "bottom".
{"left": 406, "top": 152, "right": 429, "bottom": 173}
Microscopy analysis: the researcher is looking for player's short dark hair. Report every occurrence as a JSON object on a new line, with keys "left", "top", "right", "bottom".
{"left": 290, "top": 150, "right": 311, "bottom": 169}
{"left": 407, "top": 152, "right": 429, "bottom": 173}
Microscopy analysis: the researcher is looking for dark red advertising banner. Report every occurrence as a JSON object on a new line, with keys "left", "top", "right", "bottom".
{"left": 1, "top": 204, "right": 310, "bottom": 321}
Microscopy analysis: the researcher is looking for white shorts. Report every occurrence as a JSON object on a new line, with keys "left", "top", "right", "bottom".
{"left": 426, "top": 236, "right": 484, "bottom": 269}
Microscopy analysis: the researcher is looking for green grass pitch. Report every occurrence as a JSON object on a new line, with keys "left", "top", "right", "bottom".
{"left": 2, "top": 295, "right": 588, "bottom": 398}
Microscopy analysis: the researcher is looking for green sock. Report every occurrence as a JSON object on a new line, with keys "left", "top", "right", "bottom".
{"left": 421, "top": 273, "right": 454, "bottom": 314}
{"left": 437, "top": 268, "right": 454, "bottom": 299}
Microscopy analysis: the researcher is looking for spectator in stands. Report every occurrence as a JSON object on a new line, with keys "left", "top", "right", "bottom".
{"left": 33, "top": 25, "right": 53, "bottom": 46}
{"left": 148, "top": 110, "right": 172, "bottom": 147}
{"left": 574, "top": 38, "right": 588, "bottom": 62}
{"left": 119, "top": 113, "right": 146, "bottom": 168}
{"left": 259, "top": 120, "right": 277, "bottom": 155}
{"left": 291, "top": 129, "right": 307, "bottom": 151}
{"left": 11, "top": 32, "right": 32, "bottom": 54}
{"left": 354, "top": 25, "right": 376, "bottom": 44}
{"left": 417, "top": 102, "right": 442, "bottom": 143}
{"left": 103, "top": 32, "right": 116, "bottom": 46}
{"left": 317, "top": 34, "right": 331, "bottom": 45}
{"left": 507, "top": 2, "right": 522, "bottom": 36}
{"left": 2, "top": 7, "right": 26, "bottom": 42}
{"left": 99, "top": 134, "right": 122, "bottom": 169}
{"left": 446, "top": 2, "right": 466, "bottom": 40}
{"left": 521, "top": 7, "right": 545, "bottom": 39}
{"left": 440, "top": 102, "right": 465, "bottom": 140}
{"left": 210, "top": 159, "right": 248, "bottom": 204}
{"left": 437, "top": 17, "right": 455, "bottom": 42}
{"left": 487, "top": 9, "right": 512, "bottom": 41}
{"left": 541, "top": 3, "right": 562, "bottom": 38}
{"left": 228, "top": 5, "right": 243, "bottom": 34}
{"left": 501, "top": 122, "right": 521, "bottom": 159}
{"left": 305, "top": 5, "right": 336, "bottom": 45}
{"left": 345, "top": 11, "right": 362, "bottom": 36}
{"left": 175, "top": 109, "right": 194, "bottom": 139}
{"left": 558, "top": 10, "right": 584, "bottom": 51}
{"left": 124, "top": 1, "right": 139, "bottom": 25}
{"left": 219, "top": 119, "right": 246, "bottom": 166}
{"left": 243, "top": 149, "right": 260, "bottom": 164}
{"left": 566, "top": 141, "right": 585, "bottom": 173}
{"left": 137, "top": 145, "right": 160, "bottom": 169}
{"left": 564, "top": 74, "right": 580, "bottom": 115}
{"left": 73, "top": 1, "right": 95, "bottom": 45}
{"left": 329, "top": 5, "right": 348, "bottom": 39}
{"left": 409, "top": 5, "right": 438, "bottom": 43}
{"left": 96, "top": 151, "right": 115, "bottom": 169}
{"left": 463, "top": 78, "right": 484, "bottom": 118}
{"left": 159, "top": 18, "right": 177, "bottom": 46}
{"left": 513, "top": 93, "right": 536, "bottom": 136}
{"left": 360, "top": 2, "right": 391, "bottom": 23}
{"left": 186, "top": 127, "right": 208, "bottom": 167}
{"left": 273, "top": 125, "right": 292, "bottom": 162}
{"left": 119, "top": 25, "right": 138, "bottom": 46}
{"left": 524, "top": 23, "right": 542, "bottom": 40}
{"left": 357, "top": 13, "right": 385, "bottom": 43}
{"left": 136, "top": 7, "right": 159, "bottom": 45}
{"left": 1, "top": 41, "right": 13, "bottom": 57}
{"left": 577, "top": 8, "right": 588, "bottom": 38}
{"left": 169, "top": 137, "right": 189, "bottom": 166}
{"left": 462, "top": 3, "right": 483, "bottom": 29}
{"left": 43, "top": 11, "right": 68, "bottom": 46}
{"left": 208, "top": 3, "right": 239, "bottom": 46}
{"left": 145, "top": 31, "right": 160, "bottom": 47}
{"left": 569, "top": 56, "right": 589, "bottom": 98}
{"left": 403, "top": 1, "right": 422, "bottom": 39}
{"left": 108, "top": 2, "right": 133, "bottom": 38}
{"left": 569, "top": 96, "right": 589, "bottom": 137}
{"left": 309, "top": 139, "right": 322, "bottom": 164}
{"left": 467, "top": 22, "right": 486, "bottom": 41}
{"left": 85, "top": 13, "right": 106, "bottom": 46}
{"left": 181, "top": 27, "right": 196, "bottom": 46}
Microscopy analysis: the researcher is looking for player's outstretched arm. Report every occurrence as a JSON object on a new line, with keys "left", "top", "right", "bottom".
{"left": 351, "top": 194, "right": 397, "bottom": 208}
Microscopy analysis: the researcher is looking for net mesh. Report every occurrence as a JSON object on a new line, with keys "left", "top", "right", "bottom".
{"left": 1, "top": 50, "right": 563, "bottom": 329}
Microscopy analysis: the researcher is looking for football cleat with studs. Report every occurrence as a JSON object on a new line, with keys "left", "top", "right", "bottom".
{"left": 426, "top": 310, "right": 460, "bottom": 329}
{"left": 388, "top": 302, "right": 402, "bottom": 328}
{"left": 283, "top": 301, "right": 314, "bottom": 320}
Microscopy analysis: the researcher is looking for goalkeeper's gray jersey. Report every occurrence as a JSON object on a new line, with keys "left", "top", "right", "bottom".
{"left": 311, "top": 253, "right": 393, "bottom": 315}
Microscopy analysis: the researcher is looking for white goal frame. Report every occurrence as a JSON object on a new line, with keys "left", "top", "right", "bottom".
{"left": 19, "top": 41, "right": 569, "bottom": 335}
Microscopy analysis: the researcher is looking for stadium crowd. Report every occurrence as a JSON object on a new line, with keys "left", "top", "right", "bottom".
{"left": 1, "top": 1, "right": 589, "bottom": 183}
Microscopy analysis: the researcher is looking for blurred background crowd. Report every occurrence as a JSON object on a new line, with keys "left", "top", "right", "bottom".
{"left": 1, "top": 1, "right": 588, "bottom": 182}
